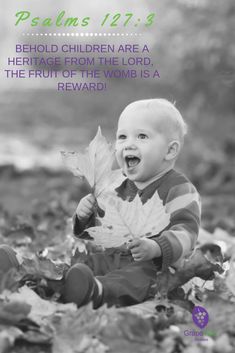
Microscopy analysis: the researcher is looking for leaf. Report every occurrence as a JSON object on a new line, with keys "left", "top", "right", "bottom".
{"left": 2, "top": 286, "right": 76, "bottom": 326}
{"left": 198, "top": 227, "right": 235, "bottom": 260}
{"left": 0, "top": 327, "right": 22, "bottom": 353}
{"left": 203, "top": 292, "right": 235, "bottom": 336}
{"left": 199, "top": 243, "right": 224, "bottom": 265}
{"left": 20, "top": 323, "right": 53, "bottom": 345}
{"left": 0, "top": 300, "right": 31, "bottom": 326}
{"left": 0, "top": 288, "right": 56, "bottom": 345}
{"left": 179, "top": 243, "right": 225, "bottom": 294}
{"left": 52, "top": 303, "right": 157, "bottom": 353}
{"left": 0, "top": 268, "right": 22, "bottom": 294}
{"left": 61, "top": 127, "right": 120, "bottom": 197}
{"left": 126, "top": 298, "right": 192, "bottom": 327}
{"left": 52, "top": 303, "right": 109, "bottom": 353}
{"left": 100, "top": 310, "right": 157, "bottom": 353}
{"left": 225, "top": 256, "right": 235, "bottom": 296}
{"left": 20, "top": 256, "right": 69, "bottom": 280}
{"left": 214, "top": 333, "right": 233, "bottom": 353}
{"left": 0, "top": 311, "right": 53, "bottom": 346}
{"left": 87, "top": 192, "right": 170, "bottom": 248}
{"left": 155, "top": 249, "right": 224, "bottom": 297}
{"left": 70, "top": 247, "right": 95, "bottom": 270}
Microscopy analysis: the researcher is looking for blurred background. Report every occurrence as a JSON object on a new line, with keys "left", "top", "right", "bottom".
{"left": 0, "top": 0, "right": 235, "bottom": 242}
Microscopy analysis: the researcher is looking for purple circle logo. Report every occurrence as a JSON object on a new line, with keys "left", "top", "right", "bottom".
{"left": 192, "top": 306, "right": 209, "bottom": 329}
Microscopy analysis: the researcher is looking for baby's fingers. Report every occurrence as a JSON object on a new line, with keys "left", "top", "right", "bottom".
{"left": 130, "top": 248, "right": 140, "bottom": 256}
{"left": 82, "top": 193, "right": 95, "bottom": 205}
{"left": 128, "top": 238, "right": 141, "bottom": 250}
{"left": 86, "top": 193, "right": 96, "bottom": 204}
{"left": 77, "top": 209, "right": 90, "bottom": 219}
{"left": 131, "top": 249, "right": 142, "bottom": 261}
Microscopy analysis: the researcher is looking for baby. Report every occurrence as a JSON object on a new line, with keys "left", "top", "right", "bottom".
{"left": 0, "top": 98, "right": 201, "bottom": 309}
{"left": 65, "top": 98, "right": 201, "bottom": 308}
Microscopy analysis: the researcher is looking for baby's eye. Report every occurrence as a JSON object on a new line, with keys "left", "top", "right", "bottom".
{"left": 117, "top": 134, "right": 126, "bottom": 140}
{"left": 138, "top": 133, "right": 148, "bottom": 139}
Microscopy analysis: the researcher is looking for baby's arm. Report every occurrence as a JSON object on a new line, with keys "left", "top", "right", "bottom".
{"left": 152, "top": 182, "right": 201, "bottom": 269}
{"left": 128, "top": 237, "right": 162, "bottom": 261}
{"left": 73, "top": 193, "right": 96, "bottom": 237}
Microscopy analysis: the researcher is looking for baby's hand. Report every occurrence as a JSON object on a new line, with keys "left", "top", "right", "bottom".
{"left": 128, "top": 238, "right": 162, "bottom": 261}
{"left": 75, "top": 193, "right": 96, "bottom": 221}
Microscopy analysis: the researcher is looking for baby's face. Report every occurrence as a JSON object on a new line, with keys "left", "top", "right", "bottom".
{"left": 115, "top": 106, "right": 170, "bottom": 184}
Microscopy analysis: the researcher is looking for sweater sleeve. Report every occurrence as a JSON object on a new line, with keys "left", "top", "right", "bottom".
{"left": 73, "top": 206, "right": 105, "bottom": 238}
{"left": 73, "top": 212, "right": 96, "bottom": 238}
{"left": 152, "top": 182, "right": 201, "bottom": 270}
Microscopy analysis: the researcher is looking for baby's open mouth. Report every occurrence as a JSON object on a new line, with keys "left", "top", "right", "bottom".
{"left": 125, "top": 156, "right": 141, "bottom": 168}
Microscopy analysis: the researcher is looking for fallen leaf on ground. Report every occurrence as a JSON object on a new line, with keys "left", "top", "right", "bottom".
{"left": 0, "top": 268, "right": 21, "bottom": 294}
{"left": 204, "top": 292, "right": 235, "bottom": 337}
{"left": 100, "top": 310, "right": 157, "bottom": 353}
{"left": 213, "top": 333, "right": 233, "bottom": 353}
{"left": 127, "top": 297, "right": 192, "bottom": 327}
{"left": 155, "top": 249, "right": 224, "bottom": 296}
{"left": 52, "top": 303, "right": 109, "bottom": 353}
{"left": 1, "top": 286, "right": 76, "bottom": 325}
{"left": 213, "top": 271, "right": 235, "bottom": 302}
{"left": 20, "top": 256, "right": 69, "bottom": 280}
{"left": 0, "top": 327, "right": 22, "bottom": 353}
{"left": 0, "top": 300, "right": 31, "bottom": 326}
{"left": 225, "top": 256, "right": 235, "bottom": 296}
{"left": 198, "top": 227, "right": 235, "bottom": 260}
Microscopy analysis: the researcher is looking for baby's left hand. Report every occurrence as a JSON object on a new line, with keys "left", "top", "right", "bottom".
{"left": 128, "top": 238, "right": 162, "bottom": 261}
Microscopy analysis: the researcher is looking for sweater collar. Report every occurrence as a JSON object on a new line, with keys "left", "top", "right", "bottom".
{"left": 125, "top": 168, "right": 174, "bottom": 203}
{"left": 134, "top": 165, "right": 173, "bottom": 190}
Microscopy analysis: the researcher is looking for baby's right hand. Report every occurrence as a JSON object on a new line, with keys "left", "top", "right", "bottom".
{"left": 75, "top": 193, "right": 96, "bottom": 221}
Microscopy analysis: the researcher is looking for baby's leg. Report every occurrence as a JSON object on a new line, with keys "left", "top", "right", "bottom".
{"left": 63, "top": 263, "right": 103, "bottom": 308}
{"left": 97, "top": 260, "right": 158, "bottom": 307}
{"left": 0, "top": 244, "right": 20, "bottom": 272}
{"left": 63, "top": 259, "right": 158, "bottom": 309}
{"left": 88, "top": 247, "right": 133, "bottom": 275}
{"left": 63, "top": 248, "right": 128, "bottom": 308}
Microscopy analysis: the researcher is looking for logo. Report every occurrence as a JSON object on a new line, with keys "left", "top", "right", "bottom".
{"left": 192, "top": 306, "right": 209, "bottom": 329}
{"left": 183, "top": 305, "right": 216, "bottom": 342}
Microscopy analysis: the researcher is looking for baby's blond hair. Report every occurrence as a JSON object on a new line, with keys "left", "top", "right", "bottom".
{"left": 122, "top": 98, "right": 187, "bottom": 147}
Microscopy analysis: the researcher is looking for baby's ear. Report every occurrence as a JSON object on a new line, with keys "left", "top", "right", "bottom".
{"left": 165, "top": 140, "right": 181, "bottom": 161}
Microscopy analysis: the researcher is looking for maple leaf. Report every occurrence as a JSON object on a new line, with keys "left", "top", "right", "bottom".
{"left": 61, "top": 127, "right": 121, "bottom": 197}
{"left": 87, "top": 192, "right": 170, "bottom": 248}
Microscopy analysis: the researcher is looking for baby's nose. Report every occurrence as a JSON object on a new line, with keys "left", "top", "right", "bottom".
{"left": 124, "top": 139, "right": 137, "bottom": 150}
{"left": 124, "top": 144, "right": 137, "bottom": 150}
{"left": 122, "top": 136, "right": 137, "bottom": 149}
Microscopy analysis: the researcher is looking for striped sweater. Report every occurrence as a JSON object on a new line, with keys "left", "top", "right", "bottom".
{"left": 73, "top": 169, "right": 201, "bottom": 269}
